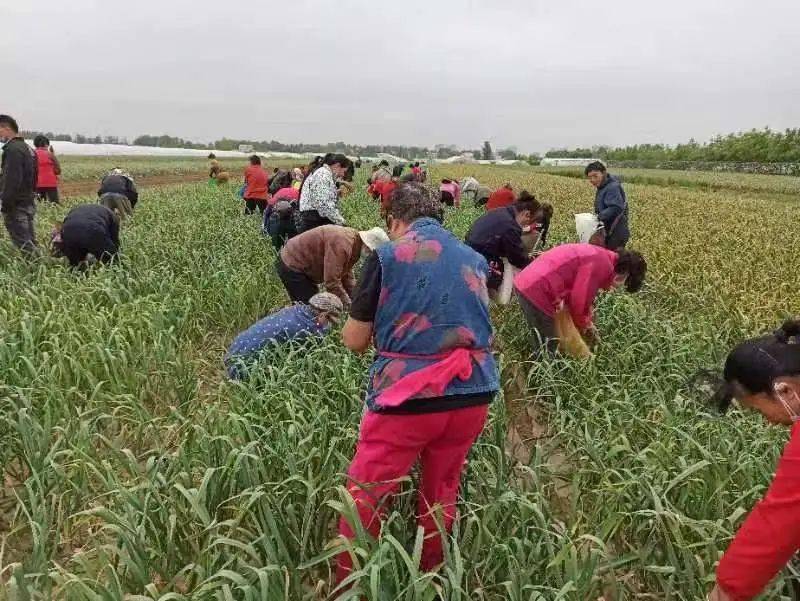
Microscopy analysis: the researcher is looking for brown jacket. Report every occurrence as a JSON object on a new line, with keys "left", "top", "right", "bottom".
{"left": 280, "top": 225, "right": 362, "bottom": 305}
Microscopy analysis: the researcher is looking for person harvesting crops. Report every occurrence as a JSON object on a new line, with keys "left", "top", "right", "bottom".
{"left": 0, "top": 114, "right": 38, "bottom": 253}
{"left": 485, "top": 182, "right": 515, "bottom": 210}
{"left": 298, "top": 153, "right": 352, "bottom": 232}
{"left": 465, "top": 192, "right": 541, "bottom": 295}
{"left": 224, "top": 292, "right": 343, "bottom": 380}
{"left": 707, "top": 320, "right": 800, "bottom": 601}
{"left": 277, "top": 224, "right": 388, "bottom": 307}
{"left": 51, "top": 204, "right": 120, "bottom": 268}
{"left": 459, "top": 175, "right": 480, "bottom": 203}
{"left": 439, "top": 178, "right": 461, "bottom": 207}
{"left": 370, "top": 160, "right": 392, "bottom": 184}
{"left": 98, "top": 168, "right": 139, "bottom": 209}
{"left": 243, "top": 155, "right": 269, "bottom": 214}
{"left": 33, "top": 135, "right": 61, "bottom": 204}
{"left": 585, "top": 161, "right": 630, "bottom": 250}
{"left": 336, "top": 182, "right": 499, "bottom": 582}
{"left": 513, "top": 244, "right": 646, "bottom": 354}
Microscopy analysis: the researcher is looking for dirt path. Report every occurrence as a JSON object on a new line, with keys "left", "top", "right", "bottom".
{"left": 61, "top": 172, "right": 217, "bottom": 197}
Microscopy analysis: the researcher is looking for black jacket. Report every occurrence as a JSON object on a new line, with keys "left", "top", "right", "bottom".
{"left": 98, "top": 173, "right": 138, "bottom": 207}
{"left": 0, "top": 138, "right": 37, "bottom": 212}
{"left": 62, "top": 204, "right": 120, "bottom": 245}
{"left": 465, "top": 206, "right": 531, "bottom": 269}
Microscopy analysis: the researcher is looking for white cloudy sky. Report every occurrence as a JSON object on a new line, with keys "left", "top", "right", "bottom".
{"left": 2, "top": 0, "right": 798, "bottom": 152}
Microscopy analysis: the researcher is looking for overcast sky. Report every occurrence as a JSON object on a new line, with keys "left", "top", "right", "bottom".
{"left": 2, "top": 0, "right": 798, "bottom": 152}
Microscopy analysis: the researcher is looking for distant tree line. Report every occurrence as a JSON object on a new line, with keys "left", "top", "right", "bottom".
{"left": 18, "top": 128, "right": 526, "bottom": 161}
{"left": 545, "top": 128, "right": 800, "bottom": 163}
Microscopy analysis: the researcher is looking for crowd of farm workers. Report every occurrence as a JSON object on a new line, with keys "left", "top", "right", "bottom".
{"left": 2, "top": 111, "right": 799, "bottom": 600}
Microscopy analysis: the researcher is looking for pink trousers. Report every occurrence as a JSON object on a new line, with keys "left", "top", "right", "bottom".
{"left": 336, "top": 404, "right": 489, "bottom": 582}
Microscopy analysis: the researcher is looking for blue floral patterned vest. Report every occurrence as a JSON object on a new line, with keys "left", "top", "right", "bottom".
{"left": 366, "top": 217, "right": 500, "bottom": 411}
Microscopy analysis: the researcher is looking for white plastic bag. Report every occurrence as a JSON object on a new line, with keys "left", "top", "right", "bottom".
{"left": 575, "top": 213, "right": 601, "bottom": 243}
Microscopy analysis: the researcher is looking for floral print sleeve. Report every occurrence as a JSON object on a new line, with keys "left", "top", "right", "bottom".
{"left": 300, "top": 165, "right": 345, "bottom": 225}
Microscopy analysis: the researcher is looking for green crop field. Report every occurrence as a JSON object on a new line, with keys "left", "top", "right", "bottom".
{"left": 1, "top": 164, "right": 798, "bottom": 599}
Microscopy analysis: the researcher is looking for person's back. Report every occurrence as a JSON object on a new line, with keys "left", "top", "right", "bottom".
{"left": 368, "top": 217, "right": 497, "bottom": 410}
{"left": 35, "top": 148, "right": 59, "bottom": 190}
{"left": 225, "top": 304, "right": 327, "bottom": 379}
{"left": 486, "top": 186, "right": 515, "bottom": 210}
{"left": 60, "top": 204, "right": 120, "bottom": 266}
{"left": 99, "top": 171, "right": 138, "bottom": 207}
{"left": 515, "top": 243, "right": 616, "bottom": 318}
{"left": 244, "top": 164, "right": 268, "bottom": 199}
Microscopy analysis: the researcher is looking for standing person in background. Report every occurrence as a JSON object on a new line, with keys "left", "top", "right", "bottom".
{"left": 51, "top": 204, "right": 120, "bottom": 268}
{"left": 33, "top": 135, "right": 61, "bottom": 204}
{"left": 707, "top": 320, "right": 800, "bottom": 601}
{"left": 98, "top": 168, "right": 139, "bottom": 209}
{"left": 466, "top": 192, "right": 541, "bottom": 295}
{"left": 208, "top": 153, "right": 221, "bottom": 180}
{"left": 298, "top": 153, "right": 352, "bottom": 232}
{"left": 243, "top": 155, "right": 269, "bottom": 215}
{"left": 412, "top": 161, "right": 422, "bottom": 179}
{"left": 439, "top": 178, "right": 461, "bottom": 207}
{"left": 0, "top": 115, "right": 38, "bottom": 253}
{"left": 277, "top": 224, "right": 388, "bottom": 307}
{"left": 485, "top": 182, "right": 515, "bottom": 210}
{"left": 585, "top": 161, "right": 629, "bottom": 250}
{"left": 336, "top": 182, "right": 499, "bottom": 582}
{"left": 513, "top": 244, "right": 646, "bottom": 354}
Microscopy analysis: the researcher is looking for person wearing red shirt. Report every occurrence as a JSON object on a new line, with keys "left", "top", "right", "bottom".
{"left": 708, "top": 320, "right": 800, "bottom": 601}
{"left": 485, "top": 183, "right": 515, "bottom": 211}
{"left": 243, "top": 155, "right": 269, "bottom": 214}
{"left": 513, "top": 244, "right": 646, "bottom": 354}
{"left": 33, "top": 135, "right": 61, "bottom": 204}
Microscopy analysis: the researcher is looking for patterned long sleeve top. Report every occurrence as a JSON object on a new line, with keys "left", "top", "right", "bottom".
{"left": 299, "top": 165, "right": 345, "bottom": 225}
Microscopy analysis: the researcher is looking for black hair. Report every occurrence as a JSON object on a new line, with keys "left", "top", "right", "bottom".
{"left": 514, "top": 191, "right": 540, "bottom": 215}
{"left": 414, "top": 162, "right": 420, "bottom": 167}
{"left": 208, "top": 153, "right": 216, "bottom": 159}
{"left": 323, "top": 153, "right": 352, "bottom": 170}
{"left": 379, "top": 160, "right": 389, "bottom": 167}
{"left": 343, "top": 162, "right": 355, "bottom": 182}
{"left": 392, "top": 165, "right": 404, "bottom": 178}
{"left": 585, "top": 161, "right": 607, "bottom": 176}
{"left": 540, "top": 202, "right": 554, "bottom": 219}
{"left": 615, "top": 250, "right": 647, "bottom": 293}
{"left": 390, "top": 183, "right": 443, "bottom": 224}
{"left": 33, "top": 134, "right": 50, "bottom": 148}
{"left": 0, "top": 115, "right": 19, "bottom": 133}
{"left": 249, "top": 155, "right": 261, "bottom": 165}
{"left": 715, "top": 320, "right": 800, "bottom": 413}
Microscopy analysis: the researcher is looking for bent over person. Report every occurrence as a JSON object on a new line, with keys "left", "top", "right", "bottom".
{"left": 98, "top": 168, "right": 139, "bottom": 209}
{"left": 336, "top": 182, "right": 499, "bottom": 582}
{"left": 513, "top": 244, "right": 646, "bottom": 354}
{"left": 277, "top": 224, "right": 389, "bottom": 307}
{"left": 52, "top": 204, "right": 120, "bottom": 268}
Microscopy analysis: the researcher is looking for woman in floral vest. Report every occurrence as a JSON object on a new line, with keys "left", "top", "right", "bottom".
{"left": 338, "top": 182, "right": 500, "bottom": 581}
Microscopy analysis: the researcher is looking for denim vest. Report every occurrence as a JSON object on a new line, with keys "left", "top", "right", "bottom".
{"left": 366, "top": 218, "right": 500, "bottom": 411}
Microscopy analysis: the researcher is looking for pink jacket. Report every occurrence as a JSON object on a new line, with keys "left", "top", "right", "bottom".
{"left": 439, "top": 181, "right": 461, "bottom": 207}
{"left": 514, "top": 244, "right": 617, "bottom": 329}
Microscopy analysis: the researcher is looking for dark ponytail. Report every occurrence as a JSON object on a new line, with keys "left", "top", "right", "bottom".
{"left": 615, "top": 250, "right": 647, "bottom": 293}
{"left": 716, "top": 318, "right": 800, "bottom": 412}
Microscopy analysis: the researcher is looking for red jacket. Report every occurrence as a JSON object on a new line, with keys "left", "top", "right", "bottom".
{"left": 35, "top": 148, "right": 59, "bottom": 188}
{"left": 513, "top": 243, "right": 617, "bottom": 329}
{"left": 486, "top": 187, "right": 515, "bottom": 210}
{"left": 270, "top": 186, "right": 300, "bottom": 205}
{"left": 243, "top": 165, "right": 268, "bottom": 200}
{"left": 717, "top": 422, "right": 800, "bottom": 600}
{"left": 369, "top": 180, "right": 398, "bottom": 212}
